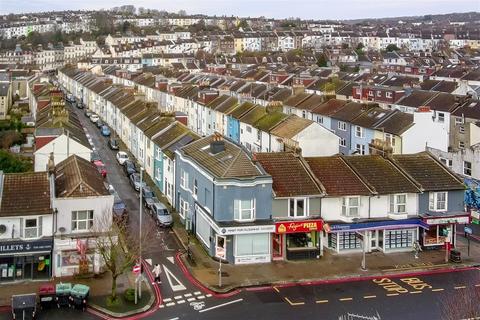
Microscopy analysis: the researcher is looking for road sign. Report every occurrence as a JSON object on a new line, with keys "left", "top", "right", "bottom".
{"left": 464, "top": 227, "right": 473, "bottom": 235}
{"left": 215, "top": 235, "right": 226, "bottom": 259}
{"left": 132, "top": 264, "right": 141, "bottom": 275}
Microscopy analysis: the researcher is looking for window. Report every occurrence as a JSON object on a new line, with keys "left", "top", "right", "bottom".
{"left": 386, "top": 92, "right": 392, "bottom": 98}
{"left": 180, "top": 169, "right": 189, "bottom": 189}
{"left": 155, "top": 167, "right": 162, "bottom": 181}
{"left": 355, "top": 126, "right": 364, "bottom": 138}
{"left": 464, "top": 161, "right": 472, "bottom": 176}
{"left": 439, "top": 157, "right": 452, "bottom": 169}
{"left": 155, "top": 148, "right": 161, "bottom": 160}
{"left": 455, "top": 117, "right": 463, "bottom": 125}
{"left": 459, "top": 141, "right": 465, "bottom": 149}
{"left": 429, "top": 192, "right": 447, "bottom": 211}
{"left": 389, "top": 194, "right": 407, "bottom": 213}
{"left": 437, "top": 112, "right": 445, "bottom": 123}
{"left": 459, "top": 126, "right": 465, "bottom": 134}
{"left": 302, "top": 110, "right": 307, "bottom": 118}
{"left": 166, "top": 159, "right": 171, "bottom": 172}
{"left": 339, "top": 138, "right": 346, "bottom": 147}
{"left": 368, "top": 90, "right": 374, "bottom": 97}
{"left": 257, "top": 130, "right": 261, "bottom": 141}
{"left": 376, "top": 91, "right": 381, "bottom": 97}
{"left": 179, "top": 197, "right": 189, "bottom": 219}
{"left": 196, "top": 211, "right": 211, "bottom": 248}
{"left": 356, "top": 144, "right": 366, "bottom": 155}
{"left": 385, "top": 229, "right": 415, "bottom": 249}
{"left": 337, "top": 121, "right": 347, "bottom": 131}
{"left": 385, "top": 133, "right": 395, "bottom": 146}
{"left": 234, "top": 199, "right": 255, "bottom": 221}
{"left": 246, "top": 126, "right": 252, "bottom": 133}
{"left": 316, "top": 116, "right": 323, "bottom": 124}
{"left": 288, "top": 198, "right": 307, "bottom": 218}
{"left": 72, "top": 210, "right": 94, "bottom": 231}
{"left": 342, "top": 197, "right": 360, "bottom": 217}
{"left": 193, "top": 179, "right": 198, "bottom": 196}
{"left": 236, "top": 234, "right": 269, "bottom": 257}
{"left": 24, "top": 218, "right": 40, "bottom": 238}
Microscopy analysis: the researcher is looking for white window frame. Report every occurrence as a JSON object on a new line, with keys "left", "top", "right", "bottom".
{"left": 155, "top": 167, "right": 162, "bottom": 181}
{"left": 288, "top": 198, "right": 308, "bottom": 218}
{"left": 439, "top": 157, "right": 452, "bottom": 169}
{"left": 389, "top": 194, "right": 407, "bottom": 214}
{"left": 234, "top": 199, "right": 255, "bottom": 222}
{"left": 24, "top": 218, "right": 39, "bottom": 239}
{"left": 71, "top": 210, "right": 94, "bottom": 232}
{"left": 338, "top": 121, "right": 347, "bottom": 131}
{"left": 316, "top": 116, "right": 323, "bottom": 124}
{"left": 180, "top": 169, "right": 189, "bottom": 190}
{"left": 385, "top": 133, "right": 395, "bottom": 147}
{"left": 342, "top": 197, "right": 360, "bottom": 217}
{"left": 339, "top": 138, "right": 346, "bottom": 147}
{"left": 356, "top": 143, "right": 366, "bottom": 155}
{"left": 459, "top": 141, "right": 465, "bottom": 149}
{"left": 429, "top": 192, "right": 448, "bottom": 212}
{"left": 386, "top": 92, "right": 392, "bottom": 98}
{"left": 355, "top": 126, "right": 364, "bottom": 138}
{"left": 193, "top": 179, "right": 198, "bottom": 197}
{"left": 459, "top": 125, "right": 465, "bottom": 134}
{"left": 179, "top": 197, "right": 189, "bottom": 219}
{"left": 437, "top": 112, "right": 445, "bottom": 123}
{"left": 455, "top": 117, "right": 463, "bottom": 125}
{"left": 463, "top": 161, "right": 472, "bottom": 176}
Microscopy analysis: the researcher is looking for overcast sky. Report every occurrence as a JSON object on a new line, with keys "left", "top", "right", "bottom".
{"left": 1, "top": 0, "right": 478, "bottom": 20}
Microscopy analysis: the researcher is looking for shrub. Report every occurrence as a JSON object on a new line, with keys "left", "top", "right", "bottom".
{"left": 124, "top": 288, "right": 136, "bottom": 302}
{"left": 106, "top": 295, "right": 121, "bottom": 307}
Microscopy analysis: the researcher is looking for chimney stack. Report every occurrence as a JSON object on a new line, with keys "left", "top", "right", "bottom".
{"left": 47, "top": 152, "right": 55, "bottom": 175}
{"left": 210, "top": 133, "right": 225, "bottom": 154}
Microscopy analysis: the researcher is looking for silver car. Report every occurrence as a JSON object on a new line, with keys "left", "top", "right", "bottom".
{"left": 151, "top": 202, "right": 173, "bottom": 228}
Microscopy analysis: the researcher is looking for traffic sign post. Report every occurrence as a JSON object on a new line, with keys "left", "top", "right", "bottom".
{"left": 215, "top": 235, "right": 226, "bottom": 288}
{"left": 464, "top": 226, "right": 472, "bottom": 257}
{"left": 133, "top": 264, "right": 141, "bottom": 305}
{"left": 355, "top": 231, "right": 366, "bottom": 271}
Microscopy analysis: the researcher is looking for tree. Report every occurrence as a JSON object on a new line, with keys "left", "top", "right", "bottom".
{"left": 0, "top": 130, "right": 22, "bottom": 149}
{"left": 386, "top": 44, "right": 400, "bottom": 52}
{"left": 93, "top": 213, "right": 155, "bottom": 303}
{"left": 316, "top": 54, "right": 328, "bottom": 67}
{"left": 237, "top": 19, "right": 249, "bottom": 30}
{"left": 0, "top": 150, "right": 32, "bottom": 173}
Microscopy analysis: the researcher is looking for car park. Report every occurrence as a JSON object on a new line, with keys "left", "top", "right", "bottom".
{"left": 108, "top": 138, "right": 119, "bottom": 150}
{"left": 151, "top": 202, "right": 173, "bottom": 228}
{"left": 101, "top": 125, "right": 111, "bottom": 137}
{"left": 123, "top": 160, "right": 137, "bottom": 176}
{"left": 90, "top": 114, "right": 100, "bottom": 123}
{"left": 129, "top": 173, "right": 146, "bottom": 191}
{"left": 93, "top": 160, "right": 107, "bottom": 178}
{"left": 116, "top": 151, "right": 129, "bottom": 165}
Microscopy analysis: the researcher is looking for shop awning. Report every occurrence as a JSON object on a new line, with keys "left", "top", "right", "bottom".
{"left": 328, "top": 219, "right": 429, "bottom": 233}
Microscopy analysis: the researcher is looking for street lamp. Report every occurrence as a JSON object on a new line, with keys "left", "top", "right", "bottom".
{"left": 138, "top": 167, "right": 144, "bottom": 299}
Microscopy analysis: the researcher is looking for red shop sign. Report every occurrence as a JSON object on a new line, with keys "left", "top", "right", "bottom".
{"left": 275, "top": 220, "right": 323, "bottom": 234}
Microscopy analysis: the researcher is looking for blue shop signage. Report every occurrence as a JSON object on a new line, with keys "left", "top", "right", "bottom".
{"left": 330, "top": 219, "right": 429, "bottom": 232}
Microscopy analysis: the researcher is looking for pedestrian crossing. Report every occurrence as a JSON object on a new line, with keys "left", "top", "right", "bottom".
{"left": 160, "top": 291, "right": 213, "bottom": 308}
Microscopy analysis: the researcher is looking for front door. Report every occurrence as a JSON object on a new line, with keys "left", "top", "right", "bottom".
{"left": 272, "top": 234, "right": 283, "bottom": 260}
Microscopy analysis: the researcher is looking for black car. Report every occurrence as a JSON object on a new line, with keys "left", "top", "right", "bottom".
{"left": 141, "top": 186, "right": 156, "bottom": 208}
{"left": 123, "top": 160, "right": 138, "bottom": 176}
{"left": 108, "top": 138, "right": 119, "bottom": 150}
{"left": 96, "top": 119, "right": 103, "bottom": 128}
{"left": 84, "top": 109, "right": 92, "bottom": 118}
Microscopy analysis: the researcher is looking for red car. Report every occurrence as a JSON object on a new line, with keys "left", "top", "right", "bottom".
{"left": 93, "top": 160, "right": 107, "bottom": 178}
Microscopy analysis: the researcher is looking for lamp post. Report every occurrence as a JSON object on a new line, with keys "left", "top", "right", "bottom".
{"left": 138, "top": 167, "right": 144, "bottom": 299}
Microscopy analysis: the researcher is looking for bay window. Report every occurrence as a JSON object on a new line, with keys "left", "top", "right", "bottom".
{"left": 234, "top": 199, "right": 255, "bottom": 221}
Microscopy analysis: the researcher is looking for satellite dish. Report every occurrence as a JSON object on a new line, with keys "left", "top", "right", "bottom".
{"left": 59, "top": 227, "right": 66, "bottom": 233}
{"left": 0, "top": 225, "right": 6, "bottom": 234}
{"left": 232, "top": 58, "right": 236, "bottom": 63}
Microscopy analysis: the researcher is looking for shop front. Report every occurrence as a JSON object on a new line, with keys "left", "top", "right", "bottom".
{"left": 421, "top": 214, "right": 470, "bottom": 248}
{"left": 0, "top": 238, "right": 53, "bottom": 282}
{"left": 326, "top": 219, "right": 429, "bottom": 254}
{"left": 273, "top": 219, "right": 323, "bottom": 260}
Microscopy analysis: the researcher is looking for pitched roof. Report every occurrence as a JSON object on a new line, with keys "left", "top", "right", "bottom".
{"left": 391, "top": 152, "right": 464, "bottom": 191}
{"left": 180, "top": 135, "right": 266, "bottom": 179}
{"left": 255, "top": 152, "right": 323, "bottom": 197}
{"left": 342, "top": 155, "right": 420, "bottom": 195}
{"left": 0, "top": 171, "right": 51, "bottom": 217}
{"left": 270, "top": 115, "right": 312, "bottom": 138}
{"left": 54, "top": 155, "right": 109, "bottom": 198}
{"left": 305, "top": 156, "right": 372, "bottom": 196}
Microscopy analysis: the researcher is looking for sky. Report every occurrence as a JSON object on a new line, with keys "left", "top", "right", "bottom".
{"left": 1, "top": 0, "right": 478, "bottom": 20}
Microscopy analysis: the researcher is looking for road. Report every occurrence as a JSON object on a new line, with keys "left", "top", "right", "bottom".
{"left": 3, "top": 99, "right": 478, "bottom": 320}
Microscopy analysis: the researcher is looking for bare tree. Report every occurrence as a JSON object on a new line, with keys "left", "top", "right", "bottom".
{"left": 442, "top": 286, "right": 480, "bottom": 320}
{"left": 92, "top": 212, "right": 155, "bottom": 302}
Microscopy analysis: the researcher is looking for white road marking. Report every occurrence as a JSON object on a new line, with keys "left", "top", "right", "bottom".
{"left": 197, "top": 295, "right": 205, "bottom": 299}
{"left": 206, "top": 294, "right": 212, "bottom": 297}
{"left": 199, "top": 299, "right": 243, "bottom": 313}
{"left": 184, "top": 293, "right": 192, "bottom": 297}
{"left": 163, "top": 264, "right": 187, "bottom": 292}
{"left": 177, "top": 300, "right": 185, "bottom": 304}
{"left": 166, "top": 302, "right": 175, "bottom": 307}
{"left": 167, "top": 318, "right": 179, "bottom": 320}
{"left": 187, "top": 297, "right": 196, "bottom": 302}
{"left": 174, "top": 295, "right": 182, "bottom": 299}
{"left": 145, "top": 258, "right": 152, "bottom": 266}
{"left": 160, "top": 305, "right": 165, "bottom": 308}
{"left": 163, "top": 298, "right": 172, "bottom": 302}
{"left": 167, "top": 256, "right": 175, "bottom": 264}
{"left": 194, "top": 291, "right": 201, "bottom": 295}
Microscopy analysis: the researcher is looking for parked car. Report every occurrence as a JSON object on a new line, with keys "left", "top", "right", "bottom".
{"left": 66, "top": 93, "right": 74, "bottom": 102}
{"left": 141, "top": 186, "right": 157, "bottom": 209}
{"left": 116, "top": 151, "right": 129, "bottom": 165}
{"left": 93, "top": 160, "right": 107, "bottom": 178}
{"left": 112, "top": 193, "right": 128, "bottom": 225}
{"left": 151, "top": 202, "right": 173, "bottom": 228}
{"left": 108, "top": 138, "right": 119, "bottom": 150}
{"left": 90, "top": 151, "right": 101, "bottom": 163}
{"left": 123, "top": 160, "right": 137, "bottom": 176}
{"left": 101, "top": 125, "right": 111, "bottom": 137}
{"left": 129, "top": 173, "right": 146, "bottom": 191}
{"left": 76, "top": 102, "right": 84, "bottom": 109}
{"left": 84, "top": 109, "right": 92, "bottom": 118}
{"left": 90, "top": 114, "right": 100, "bottom": 123}
{"left": 95, "top": 119, "right": 103, "bottom": 128}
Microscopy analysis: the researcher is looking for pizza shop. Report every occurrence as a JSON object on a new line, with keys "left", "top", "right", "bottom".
{"left": 272, "top": 219, "right": 323, "bottom": 260}
{"left": 421, "top": 214, "right": 470, "bottom": 248}
{"left": 0, "top": 238, "right": 53, "bottom": 282}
